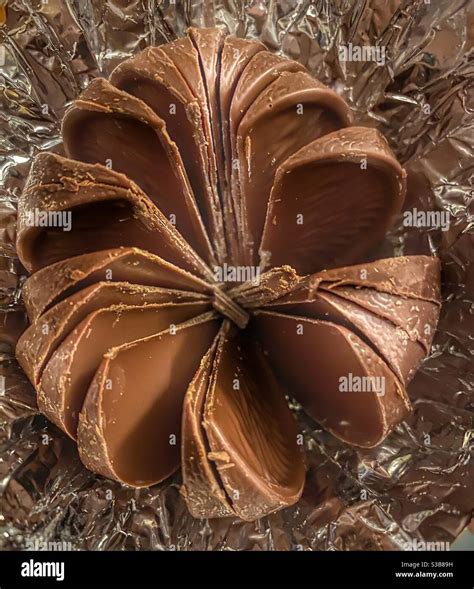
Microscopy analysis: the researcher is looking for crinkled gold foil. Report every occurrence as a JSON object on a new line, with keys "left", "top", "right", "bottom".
{"left": 0, "top": 0, "right": 472, "bottom": 551}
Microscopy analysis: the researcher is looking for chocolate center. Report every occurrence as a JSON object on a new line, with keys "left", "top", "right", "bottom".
{"left": 211, "top": 286, "right": 250, "bottom": 328}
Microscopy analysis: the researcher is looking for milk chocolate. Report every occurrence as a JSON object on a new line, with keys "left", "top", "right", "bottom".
{"left": 229, "top": 50, "right": 306, "bottom": 138}
{"left": 154, "top": 34, "right": 225, "bottom": 247}
{"left": 268, "top": 256, "right": 441, "bottom": 384}
{"left": 314, "top": 255, "right": 441, "bottom": 303}
{"left": 219, "top": 35, "right": 265, "bottom": 169}
{"left": 270, "top": 289, "right": 427, "bottom": 385}
{"left": 14, "top": 28, "right": 442, "bottom": 520}
{"left": 254, "top": 310, "right": 410, "bottom": 447}
{"left": 236, "top": 71, "right": 352, "bottom": 264}
{"left": 229, "top": 265, "right": 301, "bottom": 308}
{"left": 229, "top": 50, "right": 306, "bottom": 261}
{"left": 77, "top": 313, "right": 220, "bottom": 487}
{"left": 181, "top": 329, "right": 234, "bottom": 518}
{"left": 17, "top": 153, "right": 212, "bottom": 279}
{"left": 109, "top": 44, "right": 226, "bottom": 264}
{"left": 22, "top": 247, "right": 211, "bottom": 322}
{"left": 219, "top": 36, "right": 265, "bottom": 261}
{"left": 62, "top": 78, "right": 213, "bottom": 263}
{"left": 329, "top": 287, "right": 440, "bottom": 353}
{"left": 39, "top": 301, "right": 210, "bottom": 439}
{"left": 16, "top": 282, "right": 206, "bottom": 386}
{"left": 182, "top": 324, "right": 305, "bottom": 520}
{"left": 150, "top": 35, "right": 227, "bottom": 255}
{"left": 187, "top": 28, "right": 227, "bottom": 209}
{"left": 259, "top": 126, "right": 407, "bottom": 274}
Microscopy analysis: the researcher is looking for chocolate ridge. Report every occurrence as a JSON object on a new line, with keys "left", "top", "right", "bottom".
{"left": 22, "top": 247, "right": 211, "bottom": 322}
{"left": 39, "top": 301, "right": 210, "bottom": 438}
{"left": 110, "top": 45, "right": 227, "bottom": 265}
{"left": 17, "top": 153, "right": 213, "bottom": 279}
{"left": 17, "top": 281, "right": 206, "bottom": 386}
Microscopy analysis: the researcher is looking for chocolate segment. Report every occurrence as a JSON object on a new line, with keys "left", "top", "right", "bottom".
{"left": 182, "top": 324, "right": 305, "bottom": 520}
{"left": 187, "top": 27, "right": 226, "bottom": 198}
{"left": 156, "top": 35, "right": 220, "bottom": 209}
{"left": 156, "top": 35, "right": 209, "bottom": 102}
{"left": 266, "top": 257, "right": 441, "bottom": 385}
{"left": 259, "top": 127, "right": 407, "bottom": 274}
{"left": 315, "top": 255, "right": 441, "bottom": 304}
{"left": 39, "top": 302, "right": 209, "bottom": 439}
{"left": 229, "top": 51, "right": 306, "bottom": 260}
{"left": 187, "top": 28, "right": 244, "bottom": 262}
{"left": 219, "top": 36, "right": 265, "bottom": 182}
{"left": 77, "top": 313, "right": 220, "bottom": 487}
{"left": 160, "top": 32, "right": 245, "bottom": 261}
{"left": 16, "top": 282, "right": 206, "bottom": 386}
{"left": 110, "top": 46, "right": 226, "bottom": 264}
{"left": 17, "top": 153, "right": 211, "bottom": 278}
{"left": 219, "top": 36, "right": 265, "bottom": 261}
{"left": 329, "top": 287, "right": 439, "bottom": 353}
{"left": 22, "top": 247, "right": 211, "bottom": 322}
{"left": 270, "top": 289, "right": 426, "bottom": 385}
{"left": 13, "top": 29, "right": 443, "bottom": 521}
{"left": 229, "top": 50, "right": 306, "bottom": 140}
{"left": 202, "top": 328, "right": 305, "bottom": 520}
{"left": 62, "top": 78, "right": 213, "bottom": 263}
{"left": 181, "top": 328, "right": 234, "bottom": 518}
{"left": 236, "top": 71, "right": 352, "bottom": 264}
{"left": 254, "top": 310, "right": 410, "bottom": 447}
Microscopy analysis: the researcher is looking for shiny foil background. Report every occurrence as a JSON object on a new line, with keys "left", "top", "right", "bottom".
{"left": 0, "top": 0, "right": 472, "bottom": 550}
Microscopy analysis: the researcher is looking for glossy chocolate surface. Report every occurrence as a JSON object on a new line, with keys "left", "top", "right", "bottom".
{"left": 15, "top": 28, "right": 440, "bottom": 521}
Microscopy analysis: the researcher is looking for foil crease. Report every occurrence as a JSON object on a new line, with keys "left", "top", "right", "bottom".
{"left": 0, "top": 0, "right": 472, "bottom": 551}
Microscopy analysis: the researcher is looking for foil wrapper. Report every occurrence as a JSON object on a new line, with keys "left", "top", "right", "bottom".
{"left": 0, "top": 0, "right": 472, "bottom": 551}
